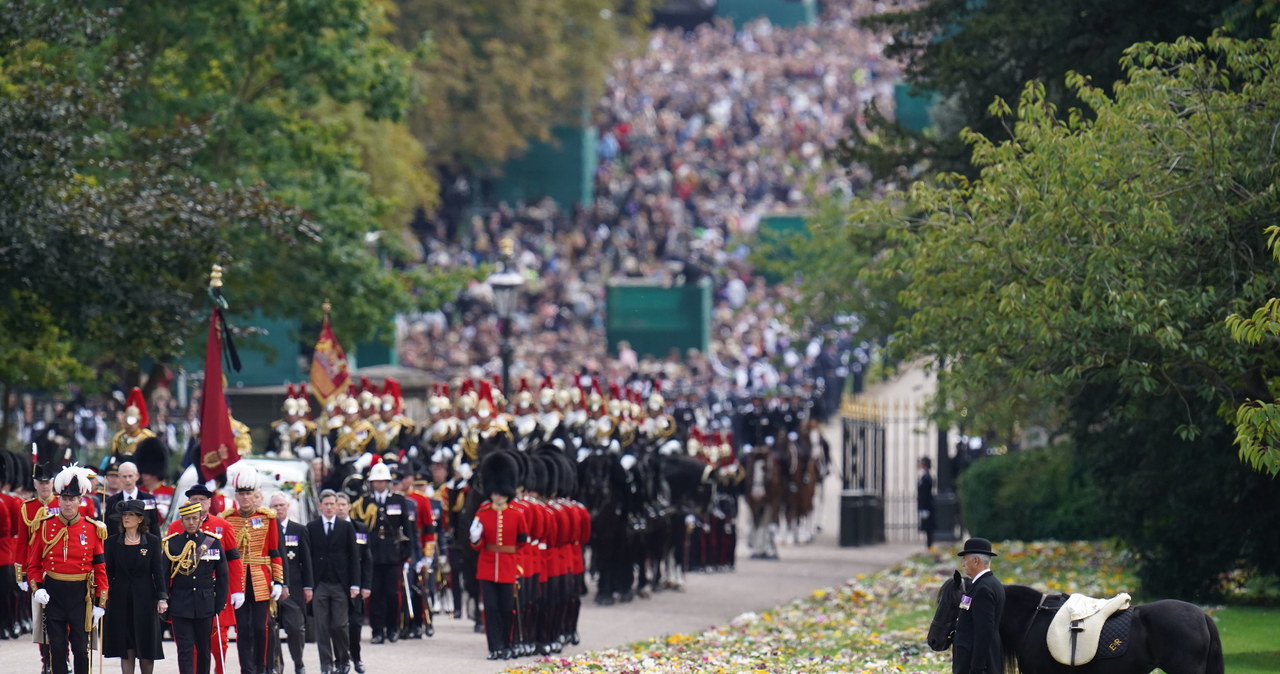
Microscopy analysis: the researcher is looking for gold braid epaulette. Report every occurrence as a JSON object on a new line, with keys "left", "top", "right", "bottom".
{"left": 87, "top": 518, "right": 107, "bottom": 540}
{"left": 165, "top": 538, "right": 200, "bottom": 578}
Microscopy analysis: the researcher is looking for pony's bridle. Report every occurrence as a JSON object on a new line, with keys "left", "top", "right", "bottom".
{"left": 931, "top": 582, "right": 958, "bottom": 646}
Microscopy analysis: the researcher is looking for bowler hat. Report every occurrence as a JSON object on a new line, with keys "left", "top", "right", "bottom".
{"left": 957, "top": 537, "right": 998, "bottom": 557}
{"left": 185, "top": 484, "right": 215, "bottom": 499}
{"left": 113, "top": 498, "right": 147, "bottom": 519}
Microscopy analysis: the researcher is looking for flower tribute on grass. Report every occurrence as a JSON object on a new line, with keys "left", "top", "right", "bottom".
{"left": 515, "top": 541, "right": 1138, "bottom": 674}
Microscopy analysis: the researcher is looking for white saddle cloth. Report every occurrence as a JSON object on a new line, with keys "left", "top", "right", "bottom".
{"left": 1046, "top": 592, "right": 1131, "bottom": 666}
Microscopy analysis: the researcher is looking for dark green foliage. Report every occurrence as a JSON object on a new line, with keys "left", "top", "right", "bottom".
{"left": 1070, "top": 384, "right": 1280, "bottom": 602}
{"left": 844, "top": 0, "right": 1278, "bottom": 180}
{"left": 957, "top": 443, "right": 1112, "bottom": 543}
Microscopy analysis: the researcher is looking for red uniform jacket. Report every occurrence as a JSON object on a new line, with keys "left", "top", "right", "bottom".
{"left": 470, "top": 501, "right": 528, "bottom": 584}
{"left": 16, "top": 495, "right": 95, "bottom": 581}
{"left": 406, "top": 491, "right": 437, "bottom": 552}
{"left": 569, "top": 499, "right": 590, "bottom": 575}
{"left": 220, "top": 507, "right": 282, "bottom": 601}
{"left": 25, "top": 513, "right": 109, "bottom": 607}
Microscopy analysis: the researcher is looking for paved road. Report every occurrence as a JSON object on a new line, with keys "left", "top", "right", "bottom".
{"left": 1, "top": 424, "right": 921, "bottom": 673}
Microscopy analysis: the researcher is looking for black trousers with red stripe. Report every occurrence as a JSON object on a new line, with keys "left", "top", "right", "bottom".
{"left": 234, "top": 594, "right": 270, "bottom": 674}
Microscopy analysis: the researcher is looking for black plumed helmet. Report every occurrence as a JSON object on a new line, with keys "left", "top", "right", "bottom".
{"left": 479, "top": 451, "right": 518, "bottom": 500}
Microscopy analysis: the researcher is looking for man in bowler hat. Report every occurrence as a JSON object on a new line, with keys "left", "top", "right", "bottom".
{"left": 953, "top": 537, "right": 1005, "bottom": 674}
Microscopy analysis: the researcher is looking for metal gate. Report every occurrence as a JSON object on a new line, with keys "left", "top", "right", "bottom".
{"left": 841, "top": 396, "right": 951, "bottom": 544}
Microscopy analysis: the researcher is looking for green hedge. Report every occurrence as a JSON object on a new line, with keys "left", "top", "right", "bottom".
{"left": 956, "top": 443, "right": 1112, "bottom": 541}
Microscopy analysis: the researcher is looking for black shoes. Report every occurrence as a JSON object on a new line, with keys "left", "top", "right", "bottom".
{"left": 387, "top": 630, "right": 399, "bottom": 643}
{"left": 353, "top": 660, "right": 365, "bottom": 674}
{"left": 488, "top": 651, "right": 502, "bottom": 660}
{"left": 370, "top": 634, "right": 384, "bottom": 645}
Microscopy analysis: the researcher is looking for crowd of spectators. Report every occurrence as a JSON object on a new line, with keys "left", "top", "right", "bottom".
{"left": 400, "top": 2, "right": 896, "bottom": 395}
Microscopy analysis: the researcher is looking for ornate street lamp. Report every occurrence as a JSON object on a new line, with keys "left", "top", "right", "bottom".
{"left": 487, "top": 238, "right": 524, "bottom": 395}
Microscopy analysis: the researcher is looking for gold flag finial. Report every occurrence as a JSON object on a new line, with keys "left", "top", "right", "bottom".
{"left": 499, "top": 236, "right": 515, "bottom": 258}
{"left": 210, "top": 264, "right": 224, "bottom": 289}
{"left": 322, "top": 299, "right": 331, "bottom": 315}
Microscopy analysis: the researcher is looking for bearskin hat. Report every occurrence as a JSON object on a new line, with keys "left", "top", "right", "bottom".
{"left": 524, "top": 452, "right": 547, "bottom": 495}
{"left": 133, "top": 436, "right": 169, "bottom": 482}
{"left": 532, "top": 452, "right": 556, "bottom": 497}
{"left": 479, "top": 451, "right": 518, "bottom": 500}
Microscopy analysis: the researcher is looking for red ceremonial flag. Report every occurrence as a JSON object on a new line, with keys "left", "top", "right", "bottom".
{"left": 309, "top": 310, "right": 350, "bottom": 408}
{"left": 199, "top": 309, "right": 239, "bottom": 479}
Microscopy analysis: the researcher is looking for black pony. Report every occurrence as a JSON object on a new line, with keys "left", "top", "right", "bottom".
{"left": 927, "top": 570, "right": 1224, "bottom": 674}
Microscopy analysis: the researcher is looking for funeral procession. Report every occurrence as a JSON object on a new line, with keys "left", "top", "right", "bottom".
{"left": 5, "top": 0, "right": 1280, "bottom": 673}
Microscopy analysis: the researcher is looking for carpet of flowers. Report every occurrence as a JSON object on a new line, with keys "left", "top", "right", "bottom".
{"left": 513, "top": 541, "right": 1139, "bottom": 674}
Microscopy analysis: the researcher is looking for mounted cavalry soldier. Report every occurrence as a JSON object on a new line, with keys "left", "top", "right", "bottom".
{"left": 110, "top": 388, "right": 156, "bottom": 463}
{"left": 266, "top": 385, "right": 318, "bottom": 460}
{"left": 221, "top": 466, "right": 284, "bottom": 674}
{"left": 164, "top": 500, "right": 230, "bottom": 674}
{"left": 26, "top": 465, "right": 108, "bottom": 674}
{"left": 373, "top": 379, "right": 415, "bottom": 456}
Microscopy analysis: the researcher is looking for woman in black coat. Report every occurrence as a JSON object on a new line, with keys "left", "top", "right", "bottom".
{"left": 104, "top": 498, "right": 168, "bottom": 673}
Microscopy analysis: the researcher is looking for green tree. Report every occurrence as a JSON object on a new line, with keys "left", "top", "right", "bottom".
{"left": 800, "top": 27, "right": 1280, "bottom": 596}
{"left": 0, "top": 1, "right": 478, "bottom": 434}
{"left": 390, "top": 0, "right": 650, "bottom": 170}
{"left": 844, "top": 0, "right": 1278, "bottom": 181}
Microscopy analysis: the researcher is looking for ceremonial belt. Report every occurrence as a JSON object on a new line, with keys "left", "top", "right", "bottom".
{"left": 46, "top": 571, "right": 91, "bottom": 582}
{"left": 242, "top": 554, "right": 272, "bottom": 566}
{"left": 44, "top": 571, "right": 97, "bottom": 631}
{"left": 484, "top": 544, "right": 516, "bottom": 554}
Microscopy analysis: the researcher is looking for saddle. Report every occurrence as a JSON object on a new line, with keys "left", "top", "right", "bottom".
{"left": 1046, "top": 592, "right": 1132, "bottom": 666}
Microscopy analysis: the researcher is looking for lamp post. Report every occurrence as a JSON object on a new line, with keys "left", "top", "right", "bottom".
{"left": 487, "top": 238, "right": 524, "bottom": 396}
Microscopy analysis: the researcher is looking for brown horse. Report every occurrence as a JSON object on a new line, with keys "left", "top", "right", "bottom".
{"left": 741, "top": 440, "right": 786, "bottom": 559}
{"left": 782, "top": 422, "right": 825, "bottom": 544}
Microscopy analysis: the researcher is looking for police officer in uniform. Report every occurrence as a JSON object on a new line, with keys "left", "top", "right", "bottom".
{"left": 26, "top": 466, "right": 109, "bottom": 674}
{"left": 164, "top": 501, "right": 230, "bottom": 674}
{"left": 349, "top": 462, "right": 413, "bottom": 644}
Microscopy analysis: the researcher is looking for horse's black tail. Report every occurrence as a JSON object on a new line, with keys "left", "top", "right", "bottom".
{"left": 1204, "top": 613, "right": 1224, "bottom": 674}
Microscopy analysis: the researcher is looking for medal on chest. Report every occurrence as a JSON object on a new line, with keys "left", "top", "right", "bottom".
{"left": 960, "top": 595, "right": 973, "bottom": 611}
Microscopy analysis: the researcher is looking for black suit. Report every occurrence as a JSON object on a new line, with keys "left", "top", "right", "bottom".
{"left": 275, "top": 520, "right": 313, "bottom": 673}
{"left": 917, "top": 469, "right": 935, "bottom": 547}
{"left": 104, "top": 490, "right": 162, "bottom": 538}
{"left": 347, "top": 519, "right": 373, "bottom": 664}
{"left": 307, "top": 517, "right": 359, "bottom": 672}
{"left": 954, "top": 571, "right": 1005, "bottom": 674}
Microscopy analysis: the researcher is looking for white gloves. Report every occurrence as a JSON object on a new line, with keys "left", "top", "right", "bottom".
{"left": 415, "top": 557, "right": 433, "bottom": 573}
{"left": 231, "top": 592, "right": 245, "bottom": 609}
{"left": 354, "top": 452, "right": 373, "bottom": 471}
{"left": 620, "top": 454, "right": 638, "bottom": 471}
{"left": 17, "top": 580, "right": 29, "bottom": 592}
{"left": 297, "top": 446, "right": 316, "bottom": 460}
{"left": 469, "top": 518, "right": 483, "bottom": 544}
{"left": 92, "top": 607, "right": 105, "bottom": 625}
{"left": 456, "top": 462, "right": 474, "bottom": 481}
{"left": 270, "top": 584, "right": 283, "bottom": 601}
{"left": 34, "top": 588, "right": 50, "bottom": 605}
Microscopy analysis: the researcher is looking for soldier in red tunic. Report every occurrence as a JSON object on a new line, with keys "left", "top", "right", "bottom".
{"left": 26, "top": 466, "right": 108, "bottom": 674}
{"left": 469, "top": 452, "right": 528, "bottom": 661}
{"left": 220, "top": 465, "right": 283, "bottom": 674}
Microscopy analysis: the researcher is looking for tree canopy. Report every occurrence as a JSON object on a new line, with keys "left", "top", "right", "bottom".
{"left": 843, "top": 0, "right": 1278, "bottom": 180}
{"left": 0, "top": 1, "right": 478, "bottom": 407}
{"left": 779, "top": 26, "right": 1280, "bottom": 595}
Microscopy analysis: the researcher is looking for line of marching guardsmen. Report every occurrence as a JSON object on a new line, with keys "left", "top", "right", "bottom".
{"left": 260, "top": 373, "right": 819, "bottom": 661}
{"left": 0, "top": 372, "right": 820, "bottom": 670}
